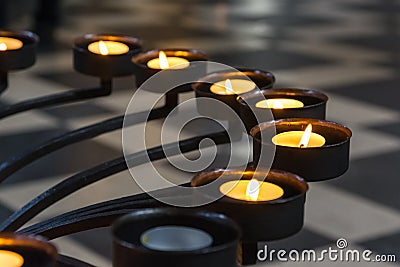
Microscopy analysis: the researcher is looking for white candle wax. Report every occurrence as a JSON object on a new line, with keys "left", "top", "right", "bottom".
{"left": 141, "top": 226, "right": 213, "bottom": 251}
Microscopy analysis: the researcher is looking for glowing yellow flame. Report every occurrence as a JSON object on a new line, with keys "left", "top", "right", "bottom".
{"left": 99, "top": 41, "right": 109, "bottom": 55}
{"left": 159, "top": 51, "right": 169, "bottom": 69}
{"left": 0, "top": 43, "right": 7, "bottom": 51}
{"left": 225, "top": 79, "right": 234, "bottom": 94}
{"left": 0, "top": 250, "right": 24, "bottom": 267}
{"left": 298, "top": 124, "right": 313, "bottom": 148}
{"left": 272, "top": 100, "right": 284, "bottom": 109}
{"left": 246, "top": 179, "right": 260, "bottom": 201}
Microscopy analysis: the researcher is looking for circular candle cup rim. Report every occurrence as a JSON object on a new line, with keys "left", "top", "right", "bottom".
{"left": 132, "top": 48, "right": 208, "bottom": 69}
{"left": 191, "top": 167, "right": 308, "bottom": 204}
{"left": 192, "top": 68, "right": 275, "bottom": 95}
{"left": 250, "top": 118, "right": 352, "bottom": 148}
{"left": 73, "top": 33, "right": 142, "bottom": 55}
{"left": 56, "top": 255, "right": 95, "bottom": 267}
{"left": 112, "top": 208, "right": 241, "bottom": 255}
{"left": 0, "top": 30, "right": 39, "bottom": 48}
{"left": 0, "top": 233, "right": 57, "bottom": 258}
{"left": 238, "top": 87, "right": 328, "bottom": 110}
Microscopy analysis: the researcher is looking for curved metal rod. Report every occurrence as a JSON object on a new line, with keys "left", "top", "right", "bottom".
{"left": 0, "top": 92, "right": 179, "bottom": 183}
{"left": 37, "top": 185, "right": 192, "bottom": 231}
{"left": 24, "top": 183, "right": 191, "bottom": 238}
{"left": 21, "top": 183, "right": 191, "bottom": 235}
{"left": 0, "top": 131, "right": 229, "bottom": 232}
{"left": 21, "top": 188, "right": 193, "bottom": 238}
{"left": 0, "top": 79, "right": 112, "bottom": 120}
{"left": 57, "top": 254, "right": 96, "bottom": 267}
{"left": 21, "top": 208, "right": 155, "bottom": 239}
{"left": 0, "top": 115, "right": 122, "bottom": 182}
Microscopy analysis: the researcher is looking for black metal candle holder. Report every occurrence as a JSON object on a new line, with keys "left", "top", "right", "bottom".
{"left": 0, "top": 33, "right": 142, "bottom": 121}
{"left": 112, "top": 208, "right": 241, "bottom": 267}
{"left": 251, "top": 118, "right": 352, "bottom": 182}
{"left": 0, "top": 28, "right": 355, "bottom": 267}
{"left": 73, "top": 33, "right": 142, "bottom": 79}
{"left": 239, "top": 88, "right": 328, "bottom": 133}
{"left": 0, "top": 30, "right": 39, "bottom": 92}
{"left": 193, "top": 69, "right": 275, "bottom": 120}
{"left": 132, "top": 48, "right": 208, "bottom": 93}
{"left": 191, "top": 167, "right": 308, "bottom": 264}
{"left": 0, "top": 233, "right": 57, "bottom": 267}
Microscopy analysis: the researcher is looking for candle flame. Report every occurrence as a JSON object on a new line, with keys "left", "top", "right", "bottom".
{"left": 99, "top": 41, "right": 109, "bottom": 55}
{"left": 225, "top": 79, "right": 234, "bottom": 94}
{"left": 246, "top": 179, "right": 260, "bottom": 201}
{"left": 159, "top": 51, "right": 169, "bottom": 69}
{"left": 0, "top": 43, "right": 7, "bottom": 51}
{"left": 298, "top": 124, "right": 313, "bottom": 148}
{"left": 272, "top": 100, "right": 284, "bottom": 109}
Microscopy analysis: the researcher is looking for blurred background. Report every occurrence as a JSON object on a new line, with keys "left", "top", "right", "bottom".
{"left": 0, "top": 0, "right": 399, "bottom": 266}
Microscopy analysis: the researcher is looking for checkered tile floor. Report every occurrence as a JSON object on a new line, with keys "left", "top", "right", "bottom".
{"left": 0, "top": 0, "right": 399, "bottom": 266}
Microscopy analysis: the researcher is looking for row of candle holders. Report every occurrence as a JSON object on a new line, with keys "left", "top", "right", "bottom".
{"left": 0, "top": 30, "right": 352, "bottom": 267}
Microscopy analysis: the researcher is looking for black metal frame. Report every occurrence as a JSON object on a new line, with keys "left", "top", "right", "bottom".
{"left": 0, "top": 77, "right": 320, "bottom": 266}
{"left": 0, "top": 31, "right": 351, "bottom": 266}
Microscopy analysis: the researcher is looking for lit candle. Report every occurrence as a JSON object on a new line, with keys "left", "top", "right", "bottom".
{"left": 141, "top": 226, "right": 213, "bottom": 251}
{"left": 87, "top": 40, "right": 129, "bottom": 55}
{"left": 146, "top": 51, "right": 190, "bottom": 70}
{"left": 210, "top": 79, "right": 256, "bottom": 95}
{"left": 0, "top": 37, "right": 23, "bottom": 51}
{"left": 220, "top": 179, "right": 284, "bottom": 201}
{"left": 255, "top": 98, "right": 304, "bottom": 109}
{"left": 272, "top": 124, "right": 325, "bottom": 148}
{"left": 0, "top": 250, "right": 24, "bottom": 267}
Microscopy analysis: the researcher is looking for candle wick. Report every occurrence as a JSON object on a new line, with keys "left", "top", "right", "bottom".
{"left": 299, "top": 144, "right": 305, "bottom": 148}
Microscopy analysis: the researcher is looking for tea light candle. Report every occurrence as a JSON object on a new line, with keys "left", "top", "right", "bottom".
{"left": 272, "top": 124, "right": 325, "bottom": 148}
{"left": 74, "top": 34, "right": 142, "bottom": 78}
{"left": 255, "top": 98, "right": 304, "bottom": 109}
{"left": 0, "top": 250, "right": 24, "bottom": 267}
{"left": 0, "top": 37, "right": 23, "bottom": 51}
{"left": 88, "top": 40, "right": 129, "bottom": 55}
{"left": 141, "top": 226, "right": 213, "bottom": 251}
{"left": 191, "top": 166, "right": 309, "bottom": 260}
{"left": 0, "top": 233, "right": 57, "bottom": 267}
{"left": 0, "top": 30, "right": 38, "bottom": 75}
{"left": 146, "top": 51, "right": 190, "bottom": 70}
{"left": 220, "top": 179, "right": 284, "bottom": 201}
{"left": 209, "top": 79, "right": 256, "bottom": 95}
{"left": 251, "top": 119, "right": 351, "bottom": 182}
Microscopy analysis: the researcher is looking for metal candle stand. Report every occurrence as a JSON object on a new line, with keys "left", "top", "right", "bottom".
{"left": 0, "top": 29, "right": 353, "bottom": 267}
